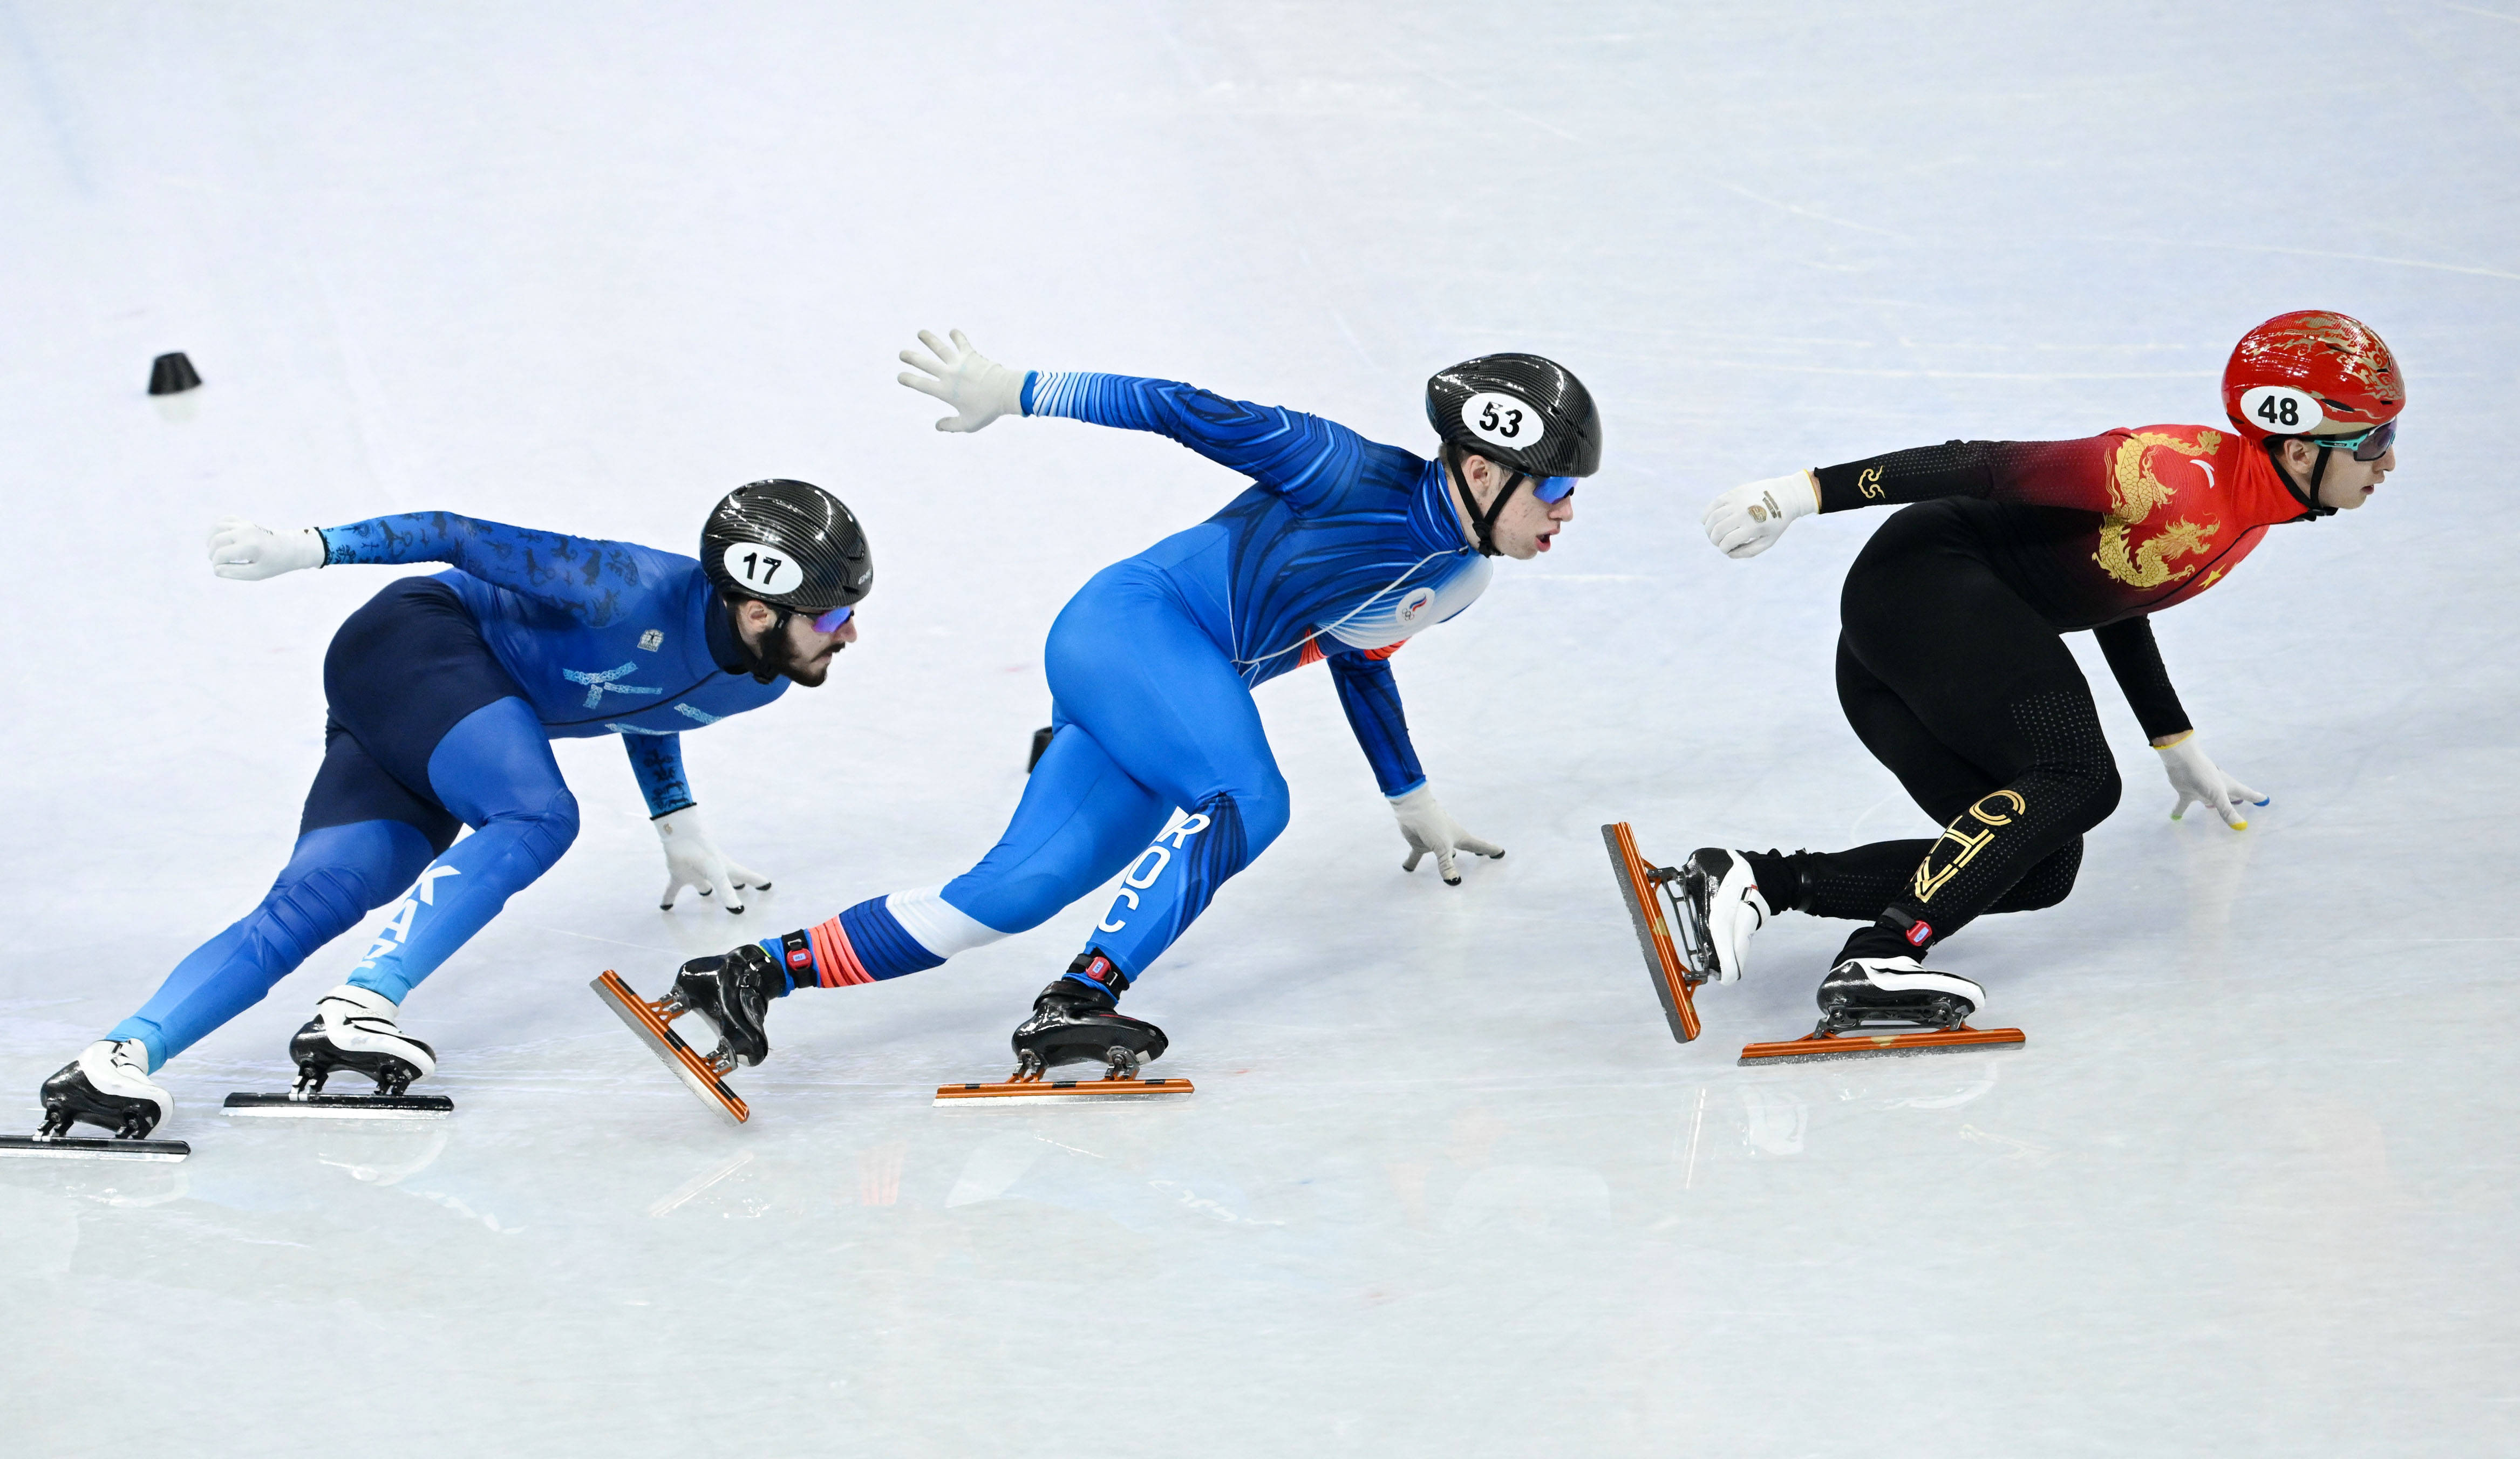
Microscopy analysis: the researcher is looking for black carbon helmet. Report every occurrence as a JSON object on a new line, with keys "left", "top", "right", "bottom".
{"left": 700, "top": 479, "right": 871, "bottom": 612}
{"left": 1425, "top": 353, "right": 1602, "bottom": 480}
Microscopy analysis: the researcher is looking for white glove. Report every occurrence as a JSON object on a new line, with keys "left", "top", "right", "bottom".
{"left": 896, "top": 328, "right": 1027, "bottom": 433}
{"left": 655, "top": 806, "right": 770, "bottom": 913}
{"left": 1701, "top": 471, "right": 1818, "bottom": 558}
{"left": 2154, "top": 732, "right": 2267, "bottom": 830}
{"left": 208, "top": 517, "right": 326, "bottom": 580}
{"left": 1389, "top": 786, "right": 1504, "bottom": 886}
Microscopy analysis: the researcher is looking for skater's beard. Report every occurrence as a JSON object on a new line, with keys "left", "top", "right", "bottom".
{"left": 746, "top": 613, "right": 846, "bottom": 688}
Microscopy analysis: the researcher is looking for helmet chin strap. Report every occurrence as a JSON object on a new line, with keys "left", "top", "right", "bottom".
{"left": 2271, "top": 438, "right": 2338, "bottom": 520}
{"left": 1453, "top": 458, "right": 1526, "bottom": 557}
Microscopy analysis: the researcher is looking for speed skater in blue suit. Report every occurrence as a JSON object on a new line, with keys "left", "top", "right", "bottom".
{"left": 649, "top": 328, "right": 1604, "bottom": 1093}
{"left": 21, "top": 480, "right": 871, "bottom": 1147}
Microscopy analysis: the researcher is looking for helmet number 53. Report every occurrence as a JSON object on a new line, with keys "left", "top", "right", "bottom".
{"left": 1460, "top": 390, "right": 1548, "bottom": 452}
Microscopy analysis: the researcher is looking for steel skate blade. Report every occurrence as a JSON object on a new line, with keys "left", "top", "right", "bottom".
{"left": 1602, "top": 822, "right": 1703, "bottom": 1042}
{"left": 0, "top": 1134, "right": 190, "bottom": 1162}
{"left": 592, "top": 971, "right": 750, "bottom": 1125}
{"left": 222, "top": 1093, "right": 453, "bottom": 1119}
{"left": 934, "top": 1075, "right": 1194, "bottom": 1106}
{"left": 1738, "top": 1024, "right": 2025, "bottom": 1066}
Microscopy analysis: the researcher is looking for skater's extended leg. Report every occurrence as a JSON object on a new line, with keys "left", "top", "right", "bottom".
{"left": 345, "top": 696, "right": 580, "bottom": 1000}
{"left": 779, "top": 715, "right": 1169, "bottom": 991}
{"left": 105, "top": 726, "right": 456, "bottom": 1071}
{"left": 1749, "top": 837, "right": 2086, "bottom": 922}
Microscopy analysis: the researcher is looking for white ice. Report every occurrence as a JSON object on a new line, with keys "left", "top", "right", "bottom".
{"left": 3, "top": 4, "right": 2516, "bottom": 1455}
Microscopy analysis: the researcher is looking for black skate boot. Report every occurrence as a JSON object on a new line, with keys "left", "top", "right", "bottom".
{"left": 288, "top": 984, "right": 437, "bottom": 1097}
{"left": 671, "top": 942, "right": 786, "bottom": 1068}
{"left": 1815, "top": 957, "right": 1986, "bottom": 1035}
{"left": 0, "top": 1039, "right": 190, "bottom": 1161}
{"left": 1010, "top": 953, "right": 1168, "bottom": 1081}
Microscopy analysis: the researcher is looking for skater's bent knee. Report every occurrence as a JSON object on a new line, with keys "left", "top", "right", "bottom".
{"left": 1993, "top": 840, "right": 2084, "bottom": 913}
{"left": 2079, "top": 763, "right": 2122, "bottom": 824}
{"left": 528, "top": 788, "right": 582, "bottom": 857}
{"left": 1185, "top": 787, "right": 1287, "bottom": 865}
{"left": 483, "top": 787, "right": 581, "bottom": 870}
{"left": 1210, "top": 772, "right": 1291, "bottom": 850}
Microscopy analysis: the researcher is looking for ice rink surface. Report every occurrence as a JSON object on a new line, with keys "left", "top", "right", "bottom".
{"left": 4, "top": 2, "right": 2516, "bottom": 1454}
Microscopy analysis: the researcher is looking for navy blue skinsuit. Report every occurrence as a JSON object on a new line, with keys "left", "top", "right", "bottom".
{"left": 110, "top": 515, "right": 789, "bottom": 1070}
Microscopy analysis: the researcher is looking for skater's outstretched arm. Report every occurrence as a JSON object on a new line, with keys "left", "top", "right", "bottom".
{"left": 1703, "top": 437, "right": 2122, "bottom": 558}
{"left": 2092, "top": 616, "right": 2266, "bottom": 829}
{"left": 307, "top": 513, "right": 658, "bottom": 624}
{"left": 898, "top": 328, "right": 1367, "bottom": 510}
{"left": 1814, "top": 437, "right": 2156, "bottom": 515}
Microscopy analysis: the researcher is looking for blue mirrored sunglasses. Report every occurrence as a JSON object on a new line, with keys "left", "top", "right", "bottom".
{"left": 2313, "top": 419, "right": 2396, "bottom": 463}
{"left": 808, "top": 604, "right": 854, "bottom": 633}
{"left": 1529, "top": 475, "right": 1577, "bottom": 503}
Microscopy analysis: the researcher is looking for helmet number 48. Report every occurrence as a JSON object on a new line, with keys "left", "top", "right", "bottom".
{"left": 2238, "top": 384, "right": 2326, "bottom": 437}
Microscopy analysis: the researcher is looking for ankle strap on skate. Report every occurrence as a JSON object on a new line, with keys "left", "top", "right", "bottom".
{"left": 758, "top": 931, "right": 814, "bottom": 993}
{"left": 1059, "top": 952, "right": 1131, "bottom": 999}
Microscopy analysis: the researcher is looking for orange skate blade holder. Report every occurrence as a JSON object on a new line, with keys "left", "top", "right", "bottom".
{"left": 591, "top": 970, "right": 750, "bottom": 1124}
{"left": 1738, "top": 1024, "right": 2026, "bottom": 1066}
{"left": 1602, "top": 822, "right": 1704, "bottom": 1043}
{"left": 934, "top": 1063, "right": 1194, "bottom": 1106}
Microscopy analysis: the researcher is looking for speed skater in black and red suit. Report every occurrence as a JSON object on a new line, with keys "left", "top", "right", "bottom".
{"left": 1669, "top": 310, "right": 2405, "bottom": 1039}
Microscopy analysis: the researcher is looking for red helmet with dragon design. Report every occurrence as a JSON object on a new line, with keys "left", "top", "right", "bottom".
{"left": 2221, "top": 310, "right": 2404, "bottom": 444}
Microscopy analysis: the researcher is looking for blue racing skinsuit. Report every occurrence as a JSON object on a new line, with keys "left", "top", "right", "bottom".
{"left": 110, "top": 515, "right": 789, "bottom": 1070}
{"left": 776, "top": 371, "right": 1489, "bottom": 998}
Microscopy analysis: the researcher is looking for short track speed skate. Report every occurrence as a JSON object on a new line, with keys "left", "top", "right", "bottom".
{"left": 592, "top": 969, "right": 752, "bottom": 1124}
{"left": 226, "top": 985, "right": 453, "bottom": 1119}
{"left": 1601, "top": 822, "right": 1708, "bottom": 1042}
{"left": 0, "top": 1040, "right": 190, "bottom": 1161}
{"left": 1740, "top": 957, "right": 2025, "bottom": 1065}
{"left": 937, "top": 963, "right": 1191, "bottom": 1106}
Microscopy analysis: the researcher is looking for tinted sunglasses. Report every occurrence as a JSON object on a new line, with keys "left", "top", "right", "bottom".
{"left": 1529, "top": 474, "right": 1577, "bottom": 503}
{"left": 807, "top": 604, "right": 854, "bottom": 633}
{"left": 2315, "top": 419, "right": 2396, "bottom": 463}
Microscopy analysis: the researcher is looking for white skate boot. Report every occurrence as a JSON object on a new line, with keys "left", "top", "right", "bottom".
{"left": 224, "top": 984, "right": 452, "bottom": 1119}
{"left": 1672, "top": 849, "right": 1773, "bottom": 984}
{"left": 0, "top": 1039, "right": 189, "bottom": 1161}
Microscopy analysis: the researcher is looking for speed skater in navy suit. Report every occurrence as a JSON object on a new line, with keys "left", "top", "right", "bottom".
{"left": 20, "top": 480, "right": 870, "bottom": 1148}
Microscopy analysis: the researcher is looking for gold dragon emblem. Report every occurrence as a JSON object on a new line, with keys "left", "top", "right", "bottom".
{"left": 2094, "top": 431, "right": 2221, "bottom": 589}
